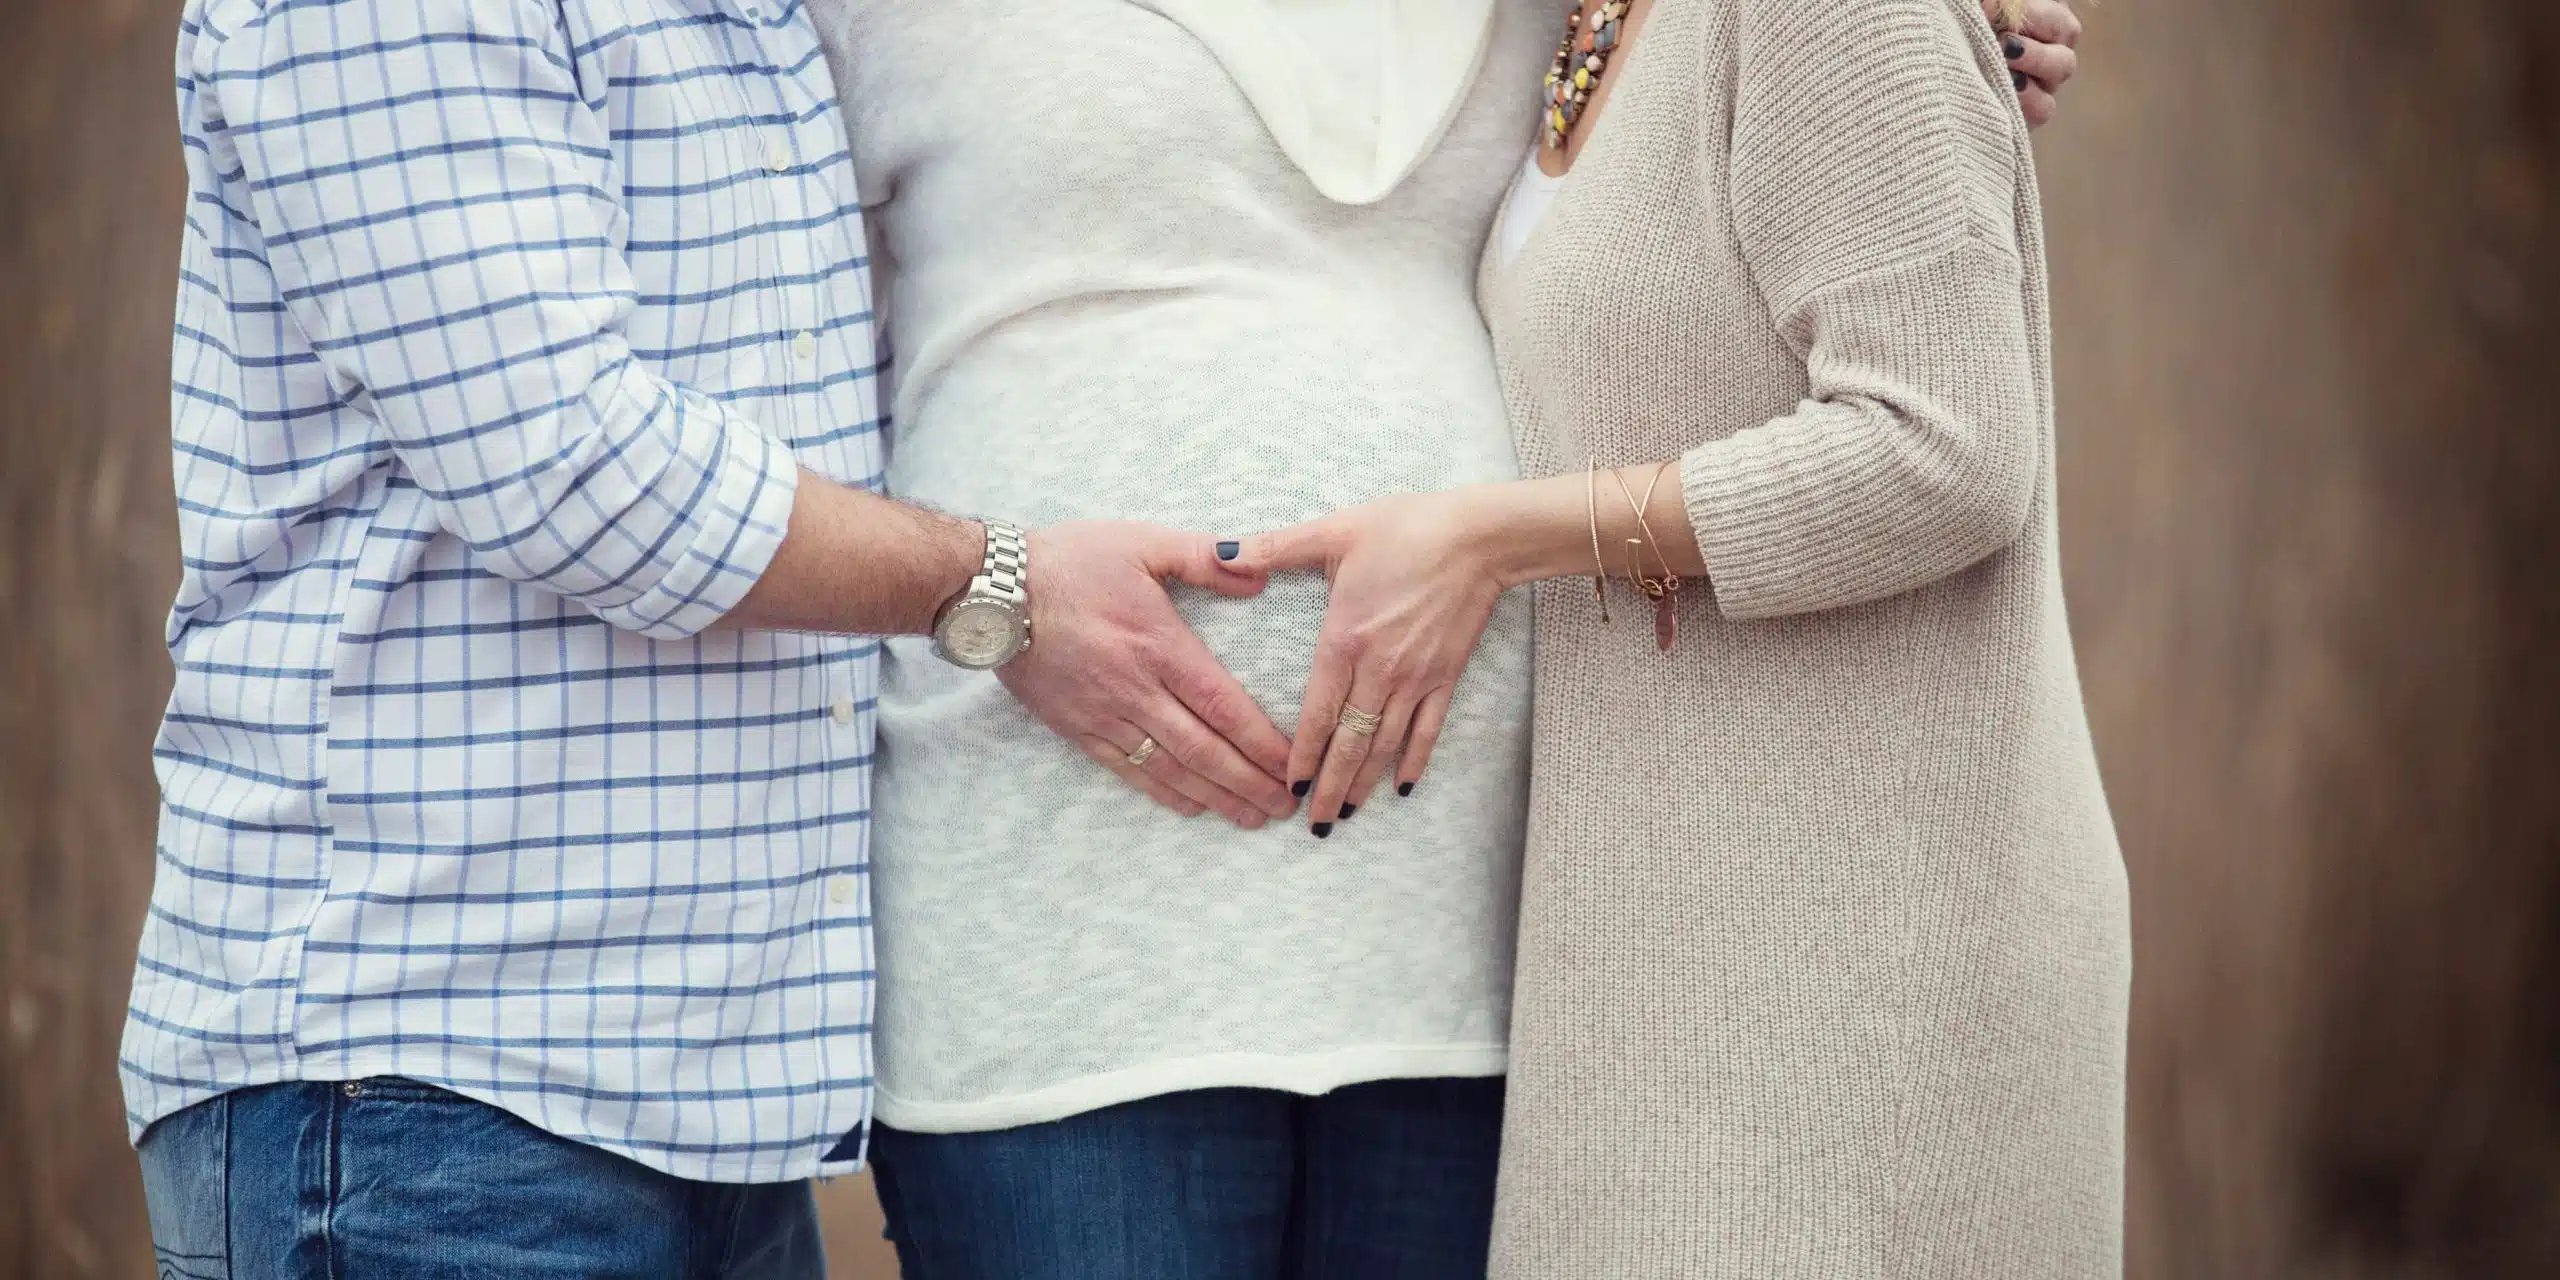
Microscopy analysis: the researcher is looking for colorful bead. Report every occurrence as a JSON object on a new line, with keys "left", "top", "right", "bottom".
{"left": 1543, "top": 1, "right": 1631, "bottom": 151}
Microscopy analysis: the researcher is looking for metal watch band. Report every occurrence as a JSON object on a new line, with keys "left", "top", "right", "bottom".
{"left": 978, "top": 519, "right": 1028, "bottom": 603}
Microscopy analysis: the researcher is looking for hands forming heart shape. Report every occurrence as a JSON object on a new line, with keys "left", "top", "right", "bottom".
{"left": 995, "top": 488, "right": 1514, "bottom": 837}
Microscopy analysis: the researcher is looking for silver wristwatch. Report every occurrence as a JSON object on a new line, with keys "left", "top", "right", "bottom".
{"left": 930, "top": 519, "right": 1033, "bottom": 670}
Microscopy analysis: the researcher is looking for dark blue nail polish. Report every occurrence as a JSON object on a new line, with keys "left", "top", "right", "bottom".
{"left": 1397, "top": 781, "right": 1414, "bottom": 798}
{"left": 2013, "top": 71, "right": 2028, "bottom": 90}
{"left": 1339, "top": 803, "right": 1357, "bottom": 820}
{"left": 1312, "top": 823, "right": 1334, "bottom": 839}
{"left": 2004, "top": 35, "right": 2025, "bottom": 60}
{"left": 1216, "top": 541, "right": 1241, "bottom": 561}
{"left": 1291, "top": 779, "right": 1311, "bottom": 797}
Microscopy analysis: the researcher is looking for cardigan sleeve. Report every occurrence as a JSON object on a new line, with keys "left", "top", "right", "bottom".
{"left": 1681, "top": 0, "right": 2041, "bottom": 622}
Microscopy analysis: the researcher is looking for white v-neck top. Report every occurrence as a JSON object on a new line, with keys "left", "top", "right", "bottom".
{"left": 1496, "top": 150, "right": 1567, "bottom": 267}
{"left": 810, "top": 0, "right": 1552, "bottom": 1133}
{"left": 1273, "top": 1, "right": 1382, "bottom": 134}
{"left": 1134, "top": 0, "right": 1501, "bottom": 203}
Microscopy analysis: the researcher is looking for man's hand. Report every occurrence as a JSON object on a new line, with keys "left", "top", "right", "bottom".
{"left": 720, "top": 476, "right": 1290, "bottom": 828}
{"left": 999, "top": 522, "right": 1299, "bottom": 829}
{"left": 1989, "top": 0, "right": 2083, "bottom": 128}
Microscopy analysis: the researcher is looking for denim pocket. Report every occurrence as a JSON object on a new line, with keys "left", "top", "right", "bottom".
{"left": 341, "top": 1075, "right": 472, "bottom": 1105}
{"left": 137, "top": 1094, "right": 232, "bottom": 1280}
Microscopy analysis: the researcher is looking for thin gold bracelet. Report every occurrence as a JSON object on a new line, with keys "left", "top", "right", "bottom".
{"left": 1585, "top": 458, "right": 1611, "bottom": 624}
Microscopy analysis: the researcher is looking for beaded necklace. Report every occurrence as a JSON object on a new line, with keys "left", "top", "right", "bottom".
{"left": 1542, "top": 1, "right": 1631, "bottom": 152}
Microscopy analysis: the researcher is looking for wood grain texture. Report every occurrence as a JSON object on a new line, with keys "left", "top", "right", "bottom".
{"left": 2, "top": 0, "right": 2552, "bottom": 1276}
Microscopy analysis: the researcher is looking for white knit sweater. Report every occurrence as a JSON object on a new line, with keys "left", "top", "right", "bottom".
{"left": 808, "top": 0, "right": 1552, "bottom": 1132}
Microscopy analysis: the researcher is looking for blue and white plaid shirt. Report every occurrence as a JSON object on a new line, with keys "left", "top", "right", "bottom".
{"left": 123, "top": 0, "right": 884, "bottom": 1182}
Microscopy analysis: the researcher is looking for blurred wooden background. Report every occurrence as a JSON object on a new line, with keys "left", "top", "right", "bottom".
{"left": 3, "top": 0, "right": 2553, "bottom": 1276}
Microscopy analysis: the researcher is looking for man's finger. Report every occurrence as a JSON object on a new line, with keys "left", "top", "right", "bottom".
{"left": 1144, "top": 697, "right": 1295, "bottom": 821}
{"left": 1158, "top": 631, "right": 1294, "bottom": 784}
{"left": 1074, "top": 734, "right": 1207, "bottom": 819}
{"left": 1138, "top": 750, "right": 1269, "bottom": 830}
{"left": 1106, "top": 723, "right": 1272, "bottom": 828}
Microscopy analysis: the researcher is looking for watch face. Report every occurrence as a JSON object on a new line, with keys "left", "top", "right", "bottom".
{"left": 941, "top": 599, "right": 1025, "bottom": 668}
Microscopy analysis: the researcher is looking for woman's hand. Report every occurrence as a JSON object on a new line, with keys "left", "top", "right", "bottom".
{"left": 1989, "top": 0, "right": 2083, "bottom": 128}
{"left": 1229, "top": 491, "right": 1510, "bottom": 837}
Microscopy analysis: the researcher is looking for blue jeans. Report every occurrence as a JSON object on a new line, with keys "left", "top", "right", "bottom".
{"left": 871, "top": 1077, "right": 1505, "bottom": 1279}
{"left": 136, "top": 1078, "right": 826, "bottom": 1279}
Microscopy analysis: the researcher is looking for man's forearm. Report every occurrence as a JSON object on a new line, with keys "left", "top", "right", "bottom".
{"left": 724, "top": 469, "right": 984, "bottom": 636}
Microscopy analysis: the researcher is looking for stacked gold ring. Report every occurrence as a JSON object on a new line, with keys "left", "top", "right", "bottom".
{"left": 1337, "top": 705, "right": 1383, "bottom": 738}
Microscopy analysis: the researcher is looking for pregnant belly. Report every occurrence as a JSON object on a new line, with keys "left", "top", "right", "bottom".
{"left": 884, "top": 306, "right": 1522, "bottom": 536}
{"left": 873, "top": 298, "right": 1533, "bottom": 825}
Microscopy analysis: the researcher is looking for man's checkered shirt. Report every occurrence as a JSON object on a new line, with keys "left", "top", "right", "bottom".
{"left": 123, "top": 0, "right": 884, "bottom": 1182}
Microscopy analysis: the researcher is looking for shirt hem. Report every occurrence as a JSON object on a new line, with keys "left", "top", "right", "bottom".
{"left": 123, "top": 1052, "right": 870, "bottom": 1186}
{"left": 872, "top": 1042, "right": 1509, "bottom": 1134}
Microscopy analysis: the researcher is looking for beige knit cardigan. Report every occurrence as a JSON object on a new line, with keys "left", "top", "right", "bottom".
{"left": 1478, "top": 0, "right": 2130, "bottom": 1275}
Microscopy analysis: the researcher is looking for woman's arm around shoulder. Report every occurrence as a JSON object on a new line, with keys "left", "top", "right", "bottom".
{"left": 1685, "top": 0, "right": 2045, "bottom": 620}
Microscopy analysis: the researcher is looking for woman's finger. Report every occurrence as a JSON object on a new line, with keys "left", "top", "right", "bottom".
{"left": 2006, "top": 37, "right": 2077, "bottom": 93}
{"left": 1146, "top": 526, "right": 1267, "bottom": 600}
{"left": 1073, "top": 733, "right": 1207, "bottom": 819}
{"left": 1230, "top": 520, "right": 1342, "bottom": 577}
{"left": 2017, "top": 0, "right": 2082, "bottom": 48}
{"left": 1394, "top": 686, "right": 1456, "bottom": 797}
{"left": 1305, "top": 669, "right": 1394, "bottom": 839}
{"left": 2019, "top": 83, "right": 2059, "bottom": 129}
{"left": 1339, "top": 690, "right": 1420, "bottom": 820}
{"left": 1287, "top": 639, "right": 1356, "bottom": 797}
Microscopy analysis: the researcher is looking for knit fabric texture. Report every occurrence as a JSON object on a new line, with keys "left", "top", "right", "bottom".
{"left": 1479, "top": 0, "right": 2130, "bottom": 1274}
{"left": 807, "top": 0, "right": 1553, "bottom": 1133}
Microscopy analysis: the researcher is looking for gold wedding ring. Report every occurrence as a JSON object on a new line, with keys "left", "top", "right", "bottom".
{"left": 1337, "top": 705, "right": 1383, "bottom": 737}
{"left": 1126, "top": 736, "right": 1160, "bottom": 767}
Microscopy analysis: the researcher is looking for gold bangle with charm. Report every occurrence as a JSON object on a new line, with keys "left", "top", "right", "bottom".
{"left": 1608, "top": 460, "right": 1685, "bottom": 652}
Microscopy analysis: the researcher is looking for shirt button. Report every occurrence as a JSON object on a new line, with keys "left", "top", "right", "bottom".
{"left": 793, "top": 331, "right": 819, "bottom": 364}
{"left": 765, "top": 139, "right": 793, "bottom": 174}
{"left": 829, "top": 696, "right": 855, "bottom": 726}
{"left": 827, "top": 877, "right": 853, "bottom": 905}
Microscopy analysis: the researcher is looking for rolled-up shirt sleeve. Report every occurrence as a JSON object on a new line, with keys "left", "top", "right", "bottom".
{"left": 203, "top": 0, "right": 797, "bottom": 639}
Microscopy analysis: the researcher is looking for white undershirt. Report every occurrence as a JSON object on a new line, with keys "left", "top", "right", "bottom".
{"left": 1497, "top": 149, "right": 1567, "bottom": 266}
{"left": 1272, "top": 0, "right": 1381, "bottom": 136}
{"left": 1132, "top": 0, "right": 1500, "bottom": 203}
